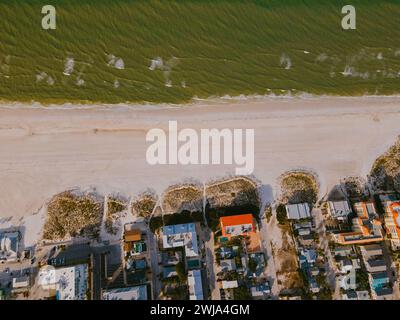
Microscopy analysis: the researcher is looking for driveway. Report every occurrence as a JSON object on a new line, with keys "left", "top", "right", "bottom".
{"left": 259, "top": 211, "right": 280, "bottom": 298}
{"left": 312, "top": 208, "right": 340, "bottom": 299}
{"left": 148, "top": 229, "right": 161, "bottom": 300}
{"left": 204, "top": 230, "right": 220, "bottom": 300}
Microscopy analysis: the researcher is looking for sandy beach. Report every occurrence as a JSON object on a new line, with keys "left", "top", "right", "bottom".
{"left": 1, "top": 96, "right": 400, "bottom": 222}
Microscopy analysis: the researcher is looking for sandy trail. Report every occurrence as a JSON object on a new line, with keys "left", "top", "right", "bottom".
{"left": 0, "top": 96, "right": 400, "bottom": 221}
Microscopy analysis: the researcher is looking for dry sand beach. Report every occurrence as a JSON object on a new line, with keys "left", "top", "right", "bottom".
{"left": 1, "top": 96, "right": 400, "bottom": 222}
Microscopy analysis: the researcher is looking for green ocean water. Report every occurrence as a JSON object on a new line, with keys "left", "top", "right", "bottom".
{"left": 0, "top": 0, "right": 400, "bottom": 104}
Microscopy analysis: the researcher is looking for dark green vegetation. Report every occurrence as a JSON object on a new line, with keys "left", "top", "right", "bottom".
{"left": 1, "top": 0, "right": 400, "bottom": 104}
{"left": 356, "top": 268, "right": 370, "bottom": 291}
{"left": 276, "top": 204, "right": 287, "bottom": 225}
{"left": 163, "top": 210, "right": 204, "bottom": 226}
{"left": 232, "top": 285, "right": 252, "bottom": 300}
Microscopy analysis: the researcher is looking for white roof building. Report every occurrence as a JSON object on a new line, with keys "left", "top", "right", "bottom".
{"left": 222, "top": 280, "right": 238, "bottom": 289}
{"left": 0, "top": 231, "right": 20, "bottom": 262}
{"left": 102, "top": 285, "right": 148, "bottom": 300}
{"left": 339, "top": 269, "right": 357, "bottom": 291}
{"left": 12, "top": 276, "right": 30, "bottom": 289}
{"left": 38, "top": 264, "right": 88, "bottom": 300}
{"left": 328, "top": 201, "right": 352, "bottom": 220}
{"left": 161, "top": 223, "right": 198, "bottom": 257}
{"left": 188, "top": 270, "right": 203, "bottom": 300}
{"left": 285, "top": 203, "right": 311, "bottom": 220}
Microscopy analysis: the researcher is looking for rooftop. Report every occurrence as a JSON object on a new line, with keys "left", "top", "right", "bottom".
{"left": 222, "top": 280, "right": 238, "bottom": 289}
{"left": 328, "top": 201, "right": 352, "bottom": 218}
{"left": 188, "top": 270, "right": 203, "bottom": 300}
{"left": 220, "top": 214, "right": 255, "bottom": 238}
{"left": 38, "top": 264, "right": 88, "bottom": 300}
{"left": 354, "top": 202, "right": 377, "bottom": 219}
{"left": 220, "top": 259, "right": 237, "bottom": 272}
{"left": 161, "top": 223, "right": 198, "bottom": 257}
{"left": 102, "top": 285, "right": 147, "bottom": 300}
{"left": 0, "top": 231, "right": 20, "bottom": 261}
{"left": 361, "top": 244, "right": 383, "bottom": 254}
{"left": 124, "top": 229, "right": 141, "bottom": 242}
{"left": 12, "top": 276, "right": 30, "bottom": 289}
{"left": 285, "top": 203, "right": 311, "bottom": 220}
{"left": 335, "top": 204, "right": 383, "bottom": 245}
{"left": 300, "top": 248, "right": 317, "bottom": 264}
{"left": 250, "top": 282, "right": 271, "bottom": 297}
{"left": 163, "top": 223, "right": 196, "bottom": 236}
{"left": 384, "top": 200, "right": 400, "bottom": 242}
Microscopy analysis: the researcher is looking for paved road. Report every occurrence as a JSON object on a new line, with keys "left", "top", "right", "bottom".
{"left": 148, "top": 230, "right": 161, "bottom": 300}
{"left": 204, "top": 230, "right": 220, "bottom": 300}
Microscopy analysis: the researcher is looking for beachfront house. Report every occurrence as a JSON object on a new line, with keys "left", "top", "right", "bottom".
{"left": 38, "top": 264, "right": 88, "bottom": 300}
{"left": 161, "top": 223, "right": 199, "bottom": 257}
{"left": 285, "top": 203, "right": 311, "bottom": 220}
{"left": 383, "top": 199, "right": 400, "bottom": 250}
{"left": 124, "top": 227, "right": 147, "bottom": 256}
{"left": 219, "top": 214, "right": 261, "bottom": 252}
{"left": 333, "top": 201, "right": 383, "bottom": 245}
{"left": 327, "top": 201, "right": 352, "bottom": 221}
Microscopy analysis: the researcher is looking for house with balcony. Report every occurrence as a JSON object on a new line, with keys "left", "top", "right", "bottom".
{"left": 383, "top": 199, "right": 400, "bottom": 250}
{"left": 219, "top": 214, "right": 261, "bottom": 252}
{"left": 327, "top": 201, "right": 352, "bottom": 221}
{"left": 161, "top": 223, "right": 199, "bottom": 258}
{"left": 333, "top": 202, "right": 383, "bottom": 245}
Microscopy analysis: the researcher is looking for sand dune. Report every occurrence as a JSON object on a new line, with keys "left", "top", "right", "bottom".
{"left": 1, "top": 96, "right": 400, "bottom": 222}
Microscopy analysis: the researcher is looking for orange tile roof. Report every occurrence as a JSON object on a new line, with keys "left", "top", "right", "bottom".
{"left": 360, "top": 202, "right": 369, "bottom": 219}
{"left": 388, "top": 202, "right": 400, "bottom": 240}
{"left": 220, "top": 214, "right": 254, "bottom": 228}
{"left": 337, "top": 234, "right": 383, "bottom": 245}
{"left": 124, "top": 229, "right": 141, "bottom": 242}
{"left": 124, "top": 242, "right": 133, "bottom": 252}
{"left": 220, "top": 214, "right": 255, "bottom": 238}
{"left": 354, "top": 201, "right": 374, "bottom": 219}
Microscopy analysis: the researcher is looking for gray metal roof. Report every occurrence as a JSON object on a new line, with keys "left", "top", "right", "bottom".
{"left": 285, "top": 203, "right": 311, "bottom": 220}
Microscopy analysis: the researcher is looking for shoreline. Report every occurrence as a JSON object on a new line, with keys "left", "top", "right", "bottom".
{"left": 1, "top": 96, "right": 400, "bottom": 222}
{"left": 2, "top": 94, "right": 400, "bottom": 111}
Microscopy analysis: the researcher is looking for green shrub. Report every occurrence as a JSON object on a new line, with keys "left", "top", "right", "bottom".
{"left": 276, "top": 204, "right": 287, "bottom": 225}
